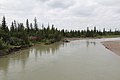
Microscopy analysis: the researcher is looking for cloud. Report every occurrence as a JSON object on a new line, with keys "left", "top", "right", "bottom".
{"left": 94, "top": 0, "right": 120, "bottom": 7}
{"left": 46, "top": 0, "right": 75, "bottom": 9}
{"left": 0, "top": 0, "right": 120, "bottom": 30}
{"left": 69, "top": 5, "right": 97, "bottom": 17}
{"left": 37, "top": 0, "right": 50, "bottom": 2}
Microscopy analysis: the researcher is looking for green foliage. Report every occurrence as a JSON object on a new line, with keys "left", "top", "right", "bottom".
{"left": 10, "top": 22, "right": 15, "bottom": 32}
{"left": 26, "top": 19, "right": 30, "bottom": 33}
{"left": 1, "top": 16, "right": 9, "bottom": 32}
{"left": 34, "top": 18, "right": 38, "bottom": 31}
{"left": 0, "top": 16, "right": 120, "bottom": 51}
{"left": 0, "top": 38, "right": 8, "bottom": 50}
{"left": 9, "top": 37, "right": 26, "bottom": 46}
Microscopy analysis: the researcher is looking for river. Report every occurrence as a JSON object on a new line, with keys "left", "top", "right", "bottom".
{"left": 0, "top": 38, "right": 120, "bottom": 80}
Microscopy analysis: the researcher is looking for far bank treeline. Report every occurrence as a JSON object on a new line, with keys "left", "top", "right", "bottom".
{"left": 0, "top": 16, "right": 120, "bottom": 50}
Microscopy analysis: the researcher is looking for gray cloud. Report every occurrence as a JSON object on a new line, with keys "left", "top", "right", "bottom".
{"left": 0, "top": 0, "right": 120, "bottom": 30}
{"left": 70, "top": 5, "right": 97, "bottom": 17}
{"left": 37, "top": 0, "right": 50, "bottom": 2}
{"left": 94, "top": 0, "right": 120, "bottom": 6}
{"left": 46, "top": 0, "right": 75, "bottom": 9}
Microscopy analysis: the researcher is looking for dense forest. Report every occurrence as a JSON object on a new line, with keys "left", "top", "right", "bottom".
{"left": 0, "top": 16, "right": 120, "bottom": 53}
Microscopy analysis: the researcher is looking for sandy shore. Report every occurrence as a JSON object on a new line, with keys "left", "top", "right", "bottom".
{"left": 102, "top": 40, "right": 120, "bottom": 56}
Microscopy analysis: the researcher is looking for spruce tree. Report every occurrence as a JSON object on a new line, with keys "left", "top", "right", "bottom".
{"left": 10, "top": 22, "right": 15, "bottom": 32}
{"left": 30, "top": 23, "right": 33, "bottom": 31}
{"left": 1, "top": 16, "right": 8, "bottom": 32}
{"left": 14, "top": 20, "right": 17, "bottom": 32}
{"left": 34, "top": 17, "right": 38, "bottom": 31}
{"left": 26, "top": 19, "right": 30, "bottom": 33}
{"left": 94, "top": 27, "right": 96, "bottom": 33}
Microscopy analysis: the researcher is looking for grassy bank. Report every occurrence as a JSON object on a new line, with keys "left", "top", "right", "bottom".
{"left": 0, "top": 39, "right": 61, "bottom": 57}
{"left": 0, "top": 45, "right": 32, "bottom": 57}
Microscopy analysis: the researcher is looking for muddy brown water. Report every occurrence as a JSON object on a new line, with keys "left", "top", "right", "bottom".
{"left": 0, "top": 38, "right": 120, "bottom": 80}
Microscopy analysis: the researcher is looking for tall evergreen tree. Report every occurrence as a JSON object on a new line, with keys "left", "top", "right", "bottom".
{"left": 94, "top": 27, "right": 96, "bottom": 33}
{"left": 51, "top": 24, "right": 55, "bottom": 34}
{"left": 34, "top": 17, "right": 38, "bottom": 31}
{"left": 26, "top": 19, "right": 30, "bottom": 33}
{"left": 1, "top": 16, "right": 8, "bottom": 32}
{"left": 18, "top": 23, "right": 24, "bottom": 32}
{"left": 10, "top": 22, "right": 15, "bottom": 32}
{"left": 30, "top": 23, "right": 33, "bottom": 31}
{"left": 47, "top": 23, "right": 50, "bottom": 32}
{"left": 86, "top": 27, "right": 90, "bottom": 37}
{"left": 14, "top": 20, "right": 17, "bottom": 31}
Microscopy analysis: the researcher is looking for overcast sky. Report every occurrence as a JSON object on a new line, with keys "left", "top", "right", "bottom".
{"left": 0, "top": 0, "right": 120, "bottom": 30}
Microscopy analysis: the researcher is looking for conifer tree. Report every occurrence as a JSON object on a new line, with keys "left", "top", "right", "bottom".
{"left": 34, "top": 17, "right": 38, "bottom": 31}
{"left": 26, "top": 19, "right": 30, "bottom": 33}
{"left": 30, "top": 23, "right": 33, "bottom": 31}
{"left": 14, "top": 20, "right": 17, "bottom": 31}
{"left": 1, "top": 16, "right": 8, "bottom": 32}
{"left": 10, "top": 22, "right": 15, "bottom": 32}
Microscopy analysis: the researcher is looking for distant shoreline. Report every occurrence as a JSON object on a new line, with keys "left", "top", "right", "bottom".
{"left": 1, "top": 37, "right": 120, "bottom": 57}
{"left": 102, "top": 40, "right": 120, "bottom": 56}
{"left": 0, "top": 38, "right": 78, "bottom": 57}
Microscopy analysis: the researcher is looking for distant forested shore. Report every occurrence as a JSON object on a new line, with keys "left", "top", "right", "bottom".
{"left": 0, "top": 16, "right": 120, "bottom": 56}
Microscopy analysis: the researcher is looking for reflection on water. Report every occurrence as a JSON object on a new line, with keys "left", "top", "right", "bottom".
{"left": 0, "top": 40, "right": 98, "bottom": 79}
{"left": 0, "top": 42, "right": 63, "bottom": 76}
{"left": 86, "top": 40, "right": 96, "bottom": 47}
{"left": 0, "top": 38, "right": 120, "bottom": 80}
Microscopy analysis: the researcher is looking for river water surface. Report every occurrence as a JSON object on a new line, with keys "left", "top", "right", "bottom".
{"left": 0, "top": 38, "right": 120, "bottom": 80}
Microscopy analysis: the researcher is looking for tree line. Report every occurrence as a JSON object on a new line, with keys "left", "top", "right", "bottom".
{"left": 0, "top": 16, "right": 120, "bottom": 50}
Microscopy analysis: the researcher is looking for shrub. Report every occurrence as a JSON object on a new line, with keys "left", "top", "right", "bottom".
{"left": 0, "top": 38, "right": 8, "bottom": 50}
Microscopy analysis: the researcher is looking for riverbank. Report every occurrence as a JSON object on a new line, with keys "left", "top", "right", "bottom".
{"left": 0, "top": 45, "right": 32, "bottom": 57}
{"left": 1, "top": 37, "right": 120, "bottom": 57}
{"left": 0, "top": 38, "right": 81, "bottom": 57}
{"left": 102, "top": 40, "right": 120, "bottom": 56}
